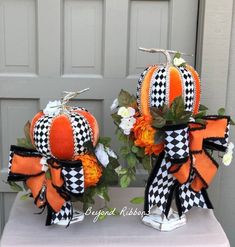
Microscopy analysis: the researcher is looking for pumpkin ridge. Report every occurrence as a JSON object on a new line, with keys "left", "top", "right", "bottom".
{"left": 140, "top": 65, "right": 158, "bottom": 116}
{"left": 176, "top": 66, "right": 195, "bottom": 112}
{"left": 49, "top": 114, "right": 74, "bottom": 160}
{"left": 186, "top": 65, "right": 201, "bottom": 114}
{"left": 33, "top": 114, "right": 54, "bottom": 158}
{"left": 137, "top": 66, "right": 152, "bottom": 110}
{"left": 68, "top": 112, "right": 92, "bottom": 157}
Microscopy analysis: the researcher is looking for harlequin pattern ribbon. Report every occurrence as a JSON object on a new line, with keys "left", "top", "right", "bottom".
{"left": 145, "top": 116, "right": 230, "bottom": 217}
{"left": 8, "top": 145, "right": 84, "bottom": 225}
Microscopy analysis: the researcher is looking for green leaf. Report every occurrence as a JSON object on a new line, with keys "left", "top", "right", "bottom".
{"left": 120, "top": 146, "right": 130, "bottom": 157}
{"left": 98, "top": 136, "right": 111, "bottom": 147}
{"left": 199, "top": 104, "right": 208, "bottom": 111}
{"left": 218, "top": 107, "right": 226, "bottom": 116}
{"left": 130, "top": 197, "right": 144, "bottom": 204}
{"left": 98, "top": 213, "right": 107, "bottom": 221}
{"left": 96, "top": 186, "right": 110, "bottom": 202}
{"left": 151, "top": 107, "right": 164, "bottom": 118}
{"left": 152, "top": 115, "right": 166, "bottom": 128}
{"left": 45, "top": 170, "right": 51, "bottom": 179}
{"left": 165, "top": 109, "right": 175, "bottom": 122}
{"left": 126, "top": 153, "right": 137, "bottom": 168}
{"left": 171, "top": 96, "right": 185, "bottom": 119}
{"left": 8, "top": 181, "right": 23, "bottom": 192}
{"left": 131, "top": 146, "right": 139, "bottom": 153}
{"left": 230, "top": 118, "right": 235, "bottom": 125}
{"left": 20, "top": 193, "right": 31, "bottom": 201}
{"left": 194, "top": 110, "right": 207, "bottom": 119}
{"left": 195, "top": 118, "right": 206, "bottom": 125}
{"left": 118, "top": 89, "right": 132, "bottom": 107}
{"left": 111, "top": 113, "right": 122, "bottom": 125}
{"left": 136, "top": 147, "right": 145, "bottom": 158}
{"left": 142, "top": 156, "right": 152, "bottom": 173}
{"left": 119, "top": 174, "right": 131, "bottom": 188}
{"left": 174, "top": 52, "right": 181, "bottom": 59}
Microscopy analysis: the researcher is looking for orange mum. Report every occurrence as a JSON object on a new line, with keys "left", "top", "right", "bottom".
{"left": 133, "top": 115, "right": 164, "bottom": 156}
{"left": 75, "top": 154, "right": 102, "bottom": 188}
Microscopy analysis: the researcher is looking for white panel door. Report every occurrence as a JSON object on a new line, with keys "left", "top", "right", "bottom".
{"left": 0, "top": 0, "right": 199, "bottom": 235}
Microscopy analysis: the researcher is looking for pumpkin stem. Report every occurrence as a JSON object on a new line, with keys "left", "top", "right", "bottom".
{"left": 60, "top": 88, "right": 90, "bottom": 113}
{"left": 139, "top": 47, "right": 193, "bottom": 67}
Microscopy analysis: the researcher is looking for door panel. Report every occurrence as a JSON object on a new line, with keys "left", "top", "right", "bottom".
{"left": 0, "top": 0, "right": 199, "bottom": 235}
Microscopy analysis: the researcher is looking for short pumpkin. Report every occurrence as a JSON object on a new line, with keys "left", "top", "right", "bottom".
{"left": 30, "top": 107, "right": 99, "bottom": 160}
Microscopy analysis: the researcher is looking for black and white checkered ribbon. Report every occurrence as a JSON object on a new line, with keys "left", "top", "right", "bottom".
{"left": 145, "top": 117, "right": 230, "bottom": 217}
{"left": 164, "top": 125, "right": 189, "bottom": 162}
{"left": 62, "top": 166, "right": 84, "bottom": 195}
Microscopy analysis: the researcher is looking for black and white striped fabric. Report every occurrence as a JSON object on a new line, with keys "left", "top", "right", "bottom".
{"left": 165, "top": 126, "right": 189, "bottom": 161}
{"left": 69, "top": 113, "right": 91, "bottom": 155}
{"left": 148, "top": 158, "right": 175, "bottom": 213}
{"left": 51, "top": 201, "right": 72, "bottom": 225}
{"left": 33, "top": 115, "right": 54, "bottom": 157}
{"left": 178, "top": 66, "right": 195, "bottom": 112}
{"left": 150, "top": 67, "right": 167, "bottom": 108}
{"left": 62, "top": 166, "right": 84, "bottom": 194}
{"left": 136, "top": 67, "right": 150, "bottom": 109}
{"left": 179, "top": 172, "right": 208, "bottom": 213}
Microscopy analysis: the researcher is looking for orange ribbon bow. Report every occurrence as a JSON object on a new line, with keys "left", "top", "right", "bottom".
{"left": 169, "top": 116, "right": 230, "bottom": 192}
{"left": 8, "top": 146, "right": 65, "bottom": 213}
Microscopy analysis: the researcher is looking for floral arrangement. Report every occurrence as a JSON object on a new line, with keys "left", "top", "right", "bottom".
{"left": 7, "top": 90, "right": 120, "bottom": 226}
{"left": 111, "top": 48, "right": 234, "bottom": 217}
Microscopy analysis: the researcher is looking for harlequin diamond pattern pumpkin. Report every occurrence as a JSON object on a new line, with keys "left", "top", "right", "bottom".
{"left": 30, "top": 107, "right": 99, "bottom": 160}
{"left": 136, "top": 62, "right": 201, "bottom": 116}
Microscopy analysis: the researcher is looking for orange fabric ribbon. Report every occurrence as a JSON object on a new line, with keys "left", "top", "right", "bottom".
{"left": 9, "top": 147, "right": 65, "bottom": 213}
{"left": 169, "top": 116, "right": 229, "bottom": 192}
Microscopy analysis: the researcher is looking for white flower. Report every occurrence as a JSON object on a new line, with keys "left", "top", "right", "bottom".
{"left": 222, "top": 151, "right": 233, "bottom": 166}
{"left": 105, "top": 147, "right": 117, "bottom": 159}
{"left": 95, "top": 143, "right": 109, "bottom": 167}
{"left": 173, "top": 57, "right": 186, "bottom": 67}
{"left": 119, "top": 117, "right": 136, "bottom": 135}
{"left": 117, "top": 107, "right": 135, "bottom": 118}
{"left": 227, "top": 142, "right": 234, "bottom": 152}
{"left": 43, "top": 100, "right": 61, "bottom": 116}
{"left": 110, "top": 98, "right": 119, "bottom": 111}
{"left": 40, "top": 157, "right": 48, "bottom": 172}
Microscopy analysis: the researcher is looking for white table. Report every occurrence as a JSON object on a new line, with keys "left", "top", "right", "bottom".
{"left": 0, "top": 192, "right": 230, "bottom": 247}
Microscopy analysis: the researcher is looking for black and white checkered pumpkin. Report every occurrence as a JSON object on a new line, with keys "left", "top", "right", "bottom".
{"left": 30, "top": 108, "right": 99, "bottom": 160}
{"left": 136, "top": 64, "right": 201, "bottom": 116}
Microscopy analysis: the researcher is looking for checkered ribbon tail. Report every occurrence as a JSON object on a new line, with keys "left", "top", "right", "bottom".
{"left": 145, "top": 153, "right": 212, "bottom": 217}
{"left": 164, "top": 126, "right": 189, "bottom": 161}
{"left": 62, "top": 166, "right": 85, "bottom": 195}
{"left": 51, "top": 201, "right": 73, "bottom": 225}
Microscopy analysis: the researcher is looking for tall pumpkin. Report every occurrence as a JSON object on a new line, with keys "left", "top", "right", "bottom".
{"left": 30, "top": 107, "right": 99, "bottom": 160}
{"left": 136, "top": 49, "right": 201, "bottom": 116}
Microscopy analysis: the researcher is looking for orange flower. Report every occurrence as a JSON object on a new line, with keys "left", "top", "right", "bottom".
{"left": 133, "top": 115, "right": 164, "bottom": 156}
{"left": 75, "top": 154, "right": 102, "bottom": 188}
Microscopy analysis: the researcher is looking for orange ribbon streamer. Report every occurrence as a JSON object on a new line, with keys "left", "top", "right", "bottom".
{"left": 169, "top": 117, "right": 229, "bottom": 192}
{"left": 10, "top": 152, "right": 65, "bottom": 213}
